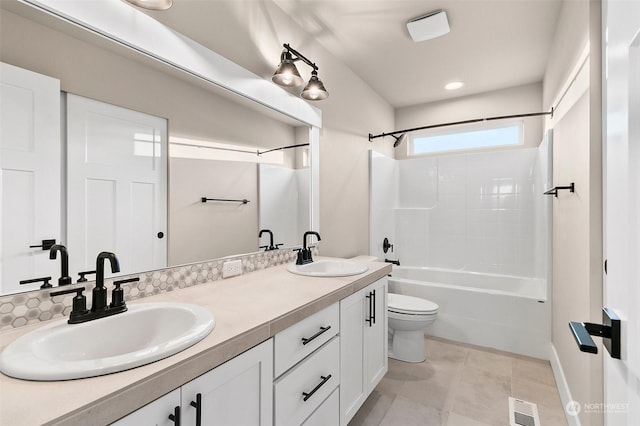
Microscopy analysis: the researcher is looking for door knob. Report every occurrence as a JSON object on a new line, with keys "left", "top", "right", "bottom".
{"left": 569, "top": 308, "right": 620, "bottom": 359}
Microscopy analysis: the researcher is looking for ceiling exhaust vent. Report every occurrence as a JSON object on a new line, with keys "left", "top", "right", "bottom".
{"left": 406, "top": 10, "right": 450, "bottom": 42}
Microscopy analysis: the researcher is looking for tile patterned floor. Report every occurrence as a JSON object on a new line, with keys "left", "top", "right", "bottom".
{"left": 349, "top": 336, "right": 569, "bottom": 426}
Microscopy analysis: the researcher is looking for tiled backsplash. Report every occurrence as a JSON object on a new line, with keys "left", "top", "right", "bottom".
{"left": 0, "top": 248, "right": 314, "bottom": 331}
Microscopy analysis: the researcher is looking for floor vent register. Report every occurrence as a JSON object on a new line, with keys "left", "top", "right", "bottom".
{"left": 509, "top": 397, "right": 540, "bottom": 426}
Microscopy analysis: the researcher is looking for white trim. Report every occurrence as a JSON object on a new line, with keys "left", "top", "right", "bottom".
{"left": 549, "top": 343, "right": 582, "bottom": 426}
{"left": 546, "top": 43, "right": 590, "bottom": 128}
{"left": 19, "top": 0, "right": 322, "bottom": 128}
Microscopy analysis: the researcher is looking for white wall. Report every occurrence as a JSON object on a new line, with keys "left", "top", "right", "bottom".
{"left": 169, "top": 158, "right": 258, "bottom": 265}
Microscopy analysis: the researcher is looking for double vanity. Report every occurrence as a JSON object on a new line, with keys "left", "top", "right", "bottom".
{"left": 0, "top": 258, "right": 390, "bottom": 426}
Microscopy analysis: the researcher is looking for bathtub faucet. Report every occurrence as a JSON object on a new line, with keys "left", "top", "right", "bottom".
{"left": 385, "top": 258, "right": 400, "bottom": 266}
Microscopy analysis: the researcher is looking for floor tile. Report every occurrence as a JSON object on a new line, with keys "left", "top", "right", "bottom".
{"left": 350, "top": 337, "right": 569, "bottom": 426}
{"left": 512, "top": 356, "right": 557, "bottom": 388}
{"left": 348, "top": 390, "right": 396, "bottom": 426}
{"left": 446, "top": 411, "right": 494, "bottom": 426}
{"left": 379, "top": 395, "right": 443, "bottom": 426}
{"left": 511, "top": 377, "right": 563, "bottom": 414}
{"left": 450, "top": 366, "right": 512, "bottom": 426}
{"left": 465, "top": 346, "right": 513, "bottom": 379}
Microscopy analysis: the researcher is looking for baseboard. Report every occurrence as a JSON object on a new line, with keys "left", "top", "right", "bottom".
{"left": 549, "top": 343, "right": 581, "bottom": 426}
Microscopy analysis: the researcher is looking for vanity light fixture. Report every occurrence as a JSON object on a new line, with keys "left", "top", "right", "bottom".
{"left": 272, "top": 44, "right": 329, "bottom": 101}
{"left": 123, "top": 0, "right": 173, "bottom": 11}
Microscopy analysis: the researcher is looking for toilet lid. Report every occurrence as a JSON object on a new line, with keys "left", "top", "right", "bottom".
{"left": 388, "top": 293, "right": 438, "bottom": 314}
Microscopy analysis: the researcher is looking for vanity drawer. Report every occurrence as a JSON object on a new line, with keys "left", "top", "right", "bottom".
{"left": 274, "top": 336, "right": 340, "bottom": 426}
{"left": 301, "top": 387, "right": 339, "bottom": 426}
{"left": 274, "top": 303, "right": 339, "bottom": 377}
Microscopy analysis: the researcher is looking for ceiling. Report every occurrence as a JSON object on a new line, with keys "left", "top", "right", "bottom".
{"left": 145, "top": 0, "right": 563, "bottom": 109}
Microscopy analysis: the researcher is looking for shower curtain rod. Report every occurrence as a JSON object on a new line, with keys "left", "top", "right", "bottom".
{"left": 257, "top": 143, "right": 309, "bottom": 156}
{"left": 368, "top": 109, "right": 554, "bottom": 142}
{"left": 170, "top": 142, "right": 309, "bottom": 156}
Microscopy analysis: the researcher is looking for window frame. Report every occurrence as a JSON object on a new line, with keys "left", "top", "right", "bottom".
{"left": 407, "top": 119, "right": 525, "bottom": 157}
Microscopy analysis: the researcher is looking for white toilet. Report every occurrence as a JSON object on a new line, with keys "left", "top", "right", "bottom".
{"left": 387, "top": 293, "right": 439, "bottom": 363}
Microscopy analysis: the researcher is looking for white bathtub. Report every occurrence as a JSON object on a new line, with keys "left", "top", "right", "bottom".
{"left": 388, "top": 266, "right": 551, "bottom": 359}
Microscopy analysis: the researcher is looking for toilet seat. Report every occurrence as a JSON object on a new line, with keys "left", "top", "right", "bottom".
{"left": 388, "top": 293, "right": 438, "bottom": 315}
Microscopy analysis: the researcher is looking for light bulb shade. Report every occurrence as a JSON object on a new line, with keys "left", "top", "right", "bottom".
{"left": 272, "top": 51, "right": 304, "bottom": 87}
{"left": 124, "top": 0, "right": 173, "bottom": 10}
{"left": 301, "top": 72, "right": 329, "bottom": 101}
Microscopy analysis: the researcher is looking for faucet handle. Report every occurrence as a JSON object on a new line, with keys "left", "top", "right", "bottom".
{"left": 77, "top": 270, "right": 96, "bottom": 283}
{"left": 110, "top": 277, "right": 139, "bottom": 309}
{"left": 275, "top": 243, "right": 284, "bottom": 249}
{"left": 20, "top": 276, "right": 53, "bottom": 289}
{"left": 50, "top": 287, "right": 89, "bottom": 322}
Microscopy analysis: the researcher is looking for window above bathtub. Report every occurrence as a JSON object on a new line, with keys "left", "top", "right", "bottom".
{"left": 408, "top": 120, "right": 524, "bottom": 156}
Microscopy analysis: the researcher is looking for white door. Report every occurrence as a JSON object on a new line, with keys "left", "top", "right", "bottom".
{"left": 0, "top": 62, "right": 60, "bottom": 294}
{"left": 603, "top": 1, "right": 640, "bottom": 424}
{"left": 66, "top": 94, "right": 167, "bottom": 279}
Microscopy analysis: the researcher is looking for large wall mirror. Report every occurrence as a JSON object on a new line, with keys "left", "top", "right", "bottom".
{"left": 0, "top": 0, "right": 321, "bottom": 296}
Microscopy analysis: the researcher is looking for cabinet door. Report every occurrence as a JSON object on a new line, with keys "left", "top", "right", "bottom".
{"left": 365, "top": 277, "right": 388, "bottom": 391}
{"left": 181, "top": 339, "right": 273, "bottom": 426}
{"left": 111, "top": 388, "right": 180, "bottom": 426}
{"left": 339, "top": 286, "right": 367, "bottom": 426}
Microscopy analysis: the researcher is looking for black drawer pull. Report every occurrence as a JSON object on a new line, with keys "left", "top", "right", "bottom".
{"left": 190, "top": 393, "right": 202, "bottom": 426}
{"left": 301, "top": 326, "right": 331, "bottom": 345}
{"left": 168, "top": 405, "right": 181, "bottom": 426}
{"left": 371, "top": 289, "right": 376, "bottom": 325}
{"left": 365, "top": 292, "right": 373, "bottom": 326}
{"left": 302, "top": 374, "right": 332, "bottom": 402}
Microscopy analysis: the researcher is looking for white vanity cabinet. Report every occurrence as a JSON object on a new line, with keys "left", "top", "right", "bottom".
{"left": 273, "top": 303, "right": 340, "bottom": 426}
{"left": 339, "top": 277, "right": 388, "bottom": 426}
{"left": 105, "top": 275, "right": 390, "bottom": 426}
{"left": 112, "top": 339, "right": 273, "bottom": 426}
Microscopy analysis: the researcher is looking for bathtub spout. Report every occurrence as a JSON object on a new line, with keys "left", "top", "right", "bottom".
{"left": 385, "top": 258, "right": 400, "bottom": 266}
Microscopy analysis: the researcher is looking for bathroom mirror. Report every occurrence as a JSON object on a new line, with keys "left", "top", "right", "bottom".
{"left": 0, "top": 1, "right": 320, "bottom": 295}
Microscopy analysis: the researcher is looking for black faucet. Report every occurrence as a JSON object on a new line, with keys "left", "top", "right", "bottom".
{"left": 296, "top": 231, "right": 321, "bottom": 265}
{"left": 49, "top": 251, "right": 134, "bottom": 324}
{"left": 49, "top": 244, "right": 72, "bottom": 286}
{"left": 259, "top": 229, "right": 284, "bottom": 251}
{"left": 259, "top": 229, "right": 274, "bottom": 251}
{"left": 93, "top": 251, "right": 120, "bottom": 312}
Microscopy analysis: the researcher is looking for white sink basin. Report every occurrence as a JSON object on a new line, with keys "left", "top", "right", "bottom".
{"left": 0, "top": 302, "right": 215, "bottom": 381}
{"left": 287, "top": 259, "right": 369, "bottom": 277}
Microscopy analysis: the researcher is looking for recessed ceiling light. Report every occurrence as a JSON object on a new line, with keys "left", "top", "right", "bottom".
{"left": 124, "top": 0, "right": 173, "bottom": 11}
{"left": 445, "top": 81, "right": 464, "bottom": 90}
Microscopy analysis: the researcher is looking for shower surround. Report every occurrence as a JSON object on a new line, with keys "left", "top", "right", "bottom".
{"left": 370, "top": 141, "right": 552, "bottom": 358}
{"left": 371, "top": 145, "right": 550, "bottom": 278}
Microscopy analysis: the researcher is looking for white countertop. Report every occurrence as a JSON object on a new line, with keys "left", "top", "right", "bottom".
{"left": 0, "top": 259, "right": 391, "bottom": 426}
